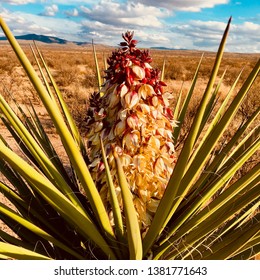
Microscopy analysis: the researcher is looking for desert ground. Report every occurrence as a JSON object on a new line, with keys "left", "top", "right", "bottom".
{"left": 0, "top": 40, "right": 259, "bottom": 257}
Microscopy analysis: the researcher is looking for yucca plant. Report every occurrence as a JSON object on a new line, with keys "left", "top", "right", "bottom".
{"left": 0, "top": 17, "right": 259, "bottom": 260}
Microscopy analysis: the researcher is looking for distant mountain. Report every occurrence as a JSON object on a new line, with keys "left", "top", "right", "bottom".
{"left": 150, "top": 46, "right": 187, "bottom": 50}
{"left": 0, "top": 33, "right": 88, "bottom": 45}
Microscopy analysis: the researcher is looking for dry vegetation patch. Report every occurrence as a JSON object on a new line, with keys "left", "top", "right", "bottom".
{"left": 1, "top": 42, "right": 259, "bottom": 177}
{"left": 1, "top": 42, "right": 258, "bottom": 122}
{"left": 1, "top": 41, "right": 259, "bottom": 162}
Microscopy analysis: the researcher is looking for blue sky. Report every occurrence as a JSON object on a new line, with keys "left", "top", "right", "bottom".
{"left": 0, "top": 0, "right": 259, "bottom": 52}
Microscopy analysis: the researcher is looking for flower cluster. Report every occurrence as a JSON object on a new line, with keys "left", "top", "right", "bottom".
{"left": 85, "top": 31, "right": 177, "bottom": 230}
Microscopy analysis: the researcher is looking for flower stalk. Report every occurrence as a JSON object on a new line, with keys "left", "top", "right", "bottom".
{"left": 86, "top": 31, "right": 177, "bottom": 230}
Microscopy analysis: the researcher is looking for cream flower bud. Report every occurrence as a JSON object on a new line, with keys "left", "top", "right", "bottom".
{"left": 119, "top": 84, "right": 129, "bottom": 98}
{"left": 147, "top": 199, "right": 160, "bottom": 213}
{"left": 139, "top": 103, "right": 150, "bottom": 114}
{"left": 165, "top": 129, "right": 173, "bottom": 139}
{"left": 94, "top": 121, "right": 103, "bottom": 132}
{"left": 133, "top": 154, "right": 146, "bottom": 171}
{"left": 123, "top": 132, "right": 140, "bottom": 152}
{"left": 124, "top": 91, "right": 140, "bottom": 109}
{"left": 125, "top": 58, "right": 132, "bottom": 67}
{"left": 151, "top": 108, "right": 158, "bottom": 119}
{"left": 127, "top": 114, "right": 139, "bottom": 129}
{"left": 114, "top": 120, "right": 126, "bottom": 136}
{"left": 118, "top": 109, "right": 128, "bottom": 121}
{"left": 152, "top": 96, "right": 159, "bottom": 107}
{"left": 121, "top": 153, "right": 132, "bottom": 167}
{"left": 139, "top": 188, "right": 150, "bottom": 203}
{"left": 148, "top": 135, "right": 160, "bottom": 151}
{"left": 94, "top": 108, "right": 106, "bottom": 121}
{"left": 144, "top": 62, "right": 152, "bottom": 69}
{"left": 157, "top": 127, "right": 166, "bottom": 137}
{"left": 132, "top": 65, "right": 145, "bottom": 80}
{"left": 166, "top": 141, "right": 175, "bottom": 153}
{"left": 154, "top": 157, "right": 166, "bottom": 176}
{"left": 162, "top": 92, "right": 173, "bottom": 107}
{"left": 166, "top": 165, "right": 174, "bottom": 175}
{"left": 139, "top": 84, "right": 155, "bottom": 99}
{"left": 114, "top": 145, "right": 123, "bottom": 156}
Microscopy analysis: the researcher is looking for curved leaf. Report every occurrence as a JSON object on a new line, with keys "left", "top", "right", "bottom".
{"left": 114, "top": 149, "right": 143, "bottom": 260}
{"left": 0, "top": 242, "right": 51, "bottom": 260}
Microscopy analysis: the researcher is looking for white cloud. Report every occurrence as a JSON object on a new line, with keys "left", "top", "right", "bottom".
{"left": 240, "top": 21, "right": 259, "bottom": 32}
{"left": 1, "top": 1, "right": 259, "bottom": 53}
{"left": 80, "top": 1, "right": 169, "bottom": 28}
{"left": 138, "top": 32, "right": 170, "bottom": 45}
{"left": 65, "top": 8, "right": 79, "bottom": 17}
{"left": 1, "top": 0, "right": 94, "bottom": 4}
{"left": 13, "top": 24, "right": 52, "bottom": 35}
{"left": 120, "top": 15, "right": 163, "bottom": 28}
{"left": 170, "top": 20, "right": 260, "bottom": 52}
{"left": 0, "top": 9, "right": 81, "bottom": 40}
{"left": 79, "top": 20, "right": 171, "bottom": 49}
{"left": 0, "top": 9, "right": 53, "bottom": 35}
{"left": 80, "top": 19, "right": 122, "bottom": 43}
{"left": 174, "top": 20, "right": 226, "bottom": 42}
{"left": 78, "top": 0, "right": 171, "bottom": 45}
{"left": 45, "top": 0, "right": 97, "bottom": 4}
{"left": 227, "top": 21, "right": 260, "bottom": 52}
{"left": 1, "top": 0, "right": 35, "bottom": 5}
{"left": 132, "top": 0, "right": 229, "bottom": 11}
{"left": 41, "top": 4, "right": 59, "bottom": 17}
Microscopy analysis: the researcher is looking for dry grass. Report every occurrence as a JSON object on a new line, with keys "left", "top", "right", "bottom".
{"left": 0, "top": 41, "right": 259, "bottom": 176}
{"left": 0, "top": 41, "right": 258, "bottom": 119}
{"left": 0, "top": 41, "right": 259, "bottom": 167}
